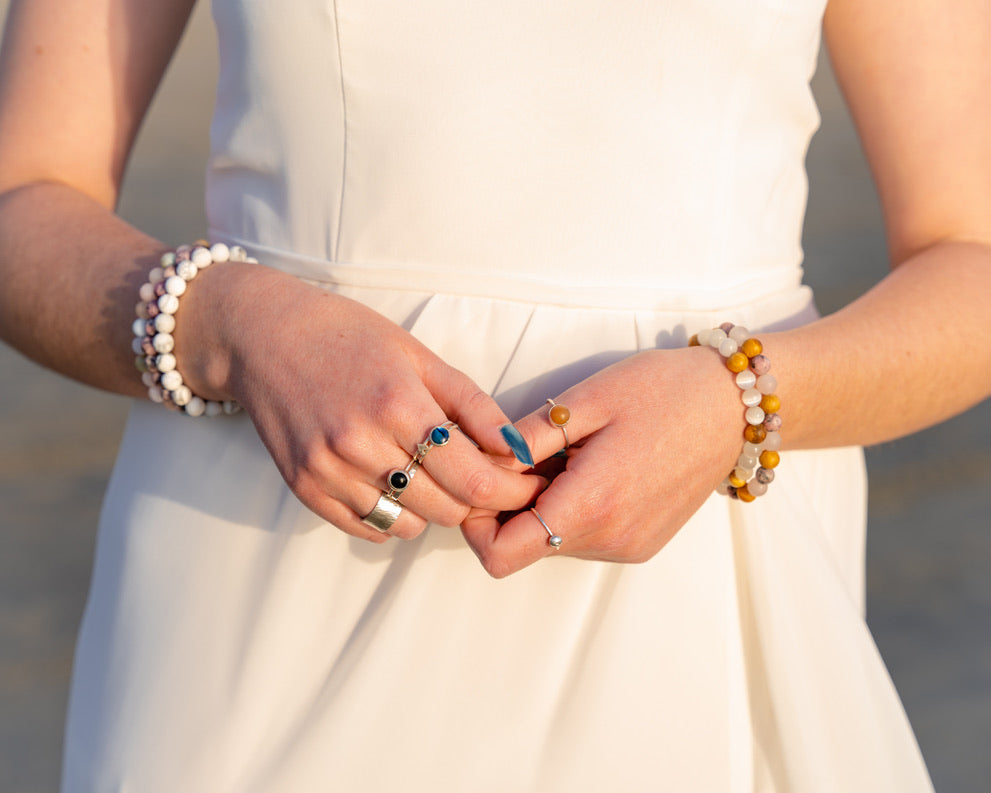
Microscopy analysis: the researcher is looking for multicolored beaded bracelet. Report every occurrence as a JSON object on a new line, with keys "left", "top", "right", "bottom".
{"left": 690, "top": 323, "right": 782, "bottom": 502}
{"left": 132, "top": 242, "right": 254, "bottom": 417}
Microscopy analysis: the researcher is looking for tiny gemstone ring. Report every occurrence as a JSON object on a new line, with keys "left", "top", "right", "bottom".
{"left": 411, "top": 420, "right": 458, "bottom": 465}
{"left": 531, "top": 507, "right": 563, "bottom": 549}
{"left": 545, "top": 398, "right": 570, "bottom": 449}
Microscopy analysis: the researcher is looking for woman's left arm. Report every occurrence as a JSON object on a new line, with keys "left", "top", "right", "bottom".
{"left": 463, "top": 0, "right": 991, "bottom": 577}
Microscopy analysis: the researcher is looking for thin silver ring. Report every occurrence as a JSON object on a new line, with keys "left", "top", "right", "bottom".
{"left": 362, "top": 494, "right": 403, "bottom": 533}
{"left": 411, "top": 420, "right": 459, "bottom": 465}
{"left": 545, "top": 398, "right": 570, "bottom": 449}
{"left": 531, "top": 507, "right": 563, "bottom": 549}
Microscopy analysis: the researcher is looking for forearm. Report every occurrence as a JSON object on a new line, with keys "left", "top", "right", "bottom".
{"left": 0, "top": 181, "right": 168, "bottom": 398}
{"left": 765, "top": 239, "right": 991, "bottom": 450}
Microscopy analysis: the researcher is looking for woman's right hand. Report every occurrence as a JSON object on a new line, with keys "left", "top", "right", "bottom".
{"left": 176, "top": 261, "right": 545, "bottom": 542}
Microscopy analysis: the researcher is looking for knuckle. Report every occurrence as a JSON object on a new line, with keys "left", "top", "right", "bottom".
{"left": 460, "top": 467, "right": 499, "bottom": 506}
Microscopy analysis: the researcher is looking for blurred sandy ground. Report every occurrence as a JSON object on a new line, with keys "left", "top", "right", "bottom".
{"left": 1, "top": 4, "right": 988, "bottom": 792}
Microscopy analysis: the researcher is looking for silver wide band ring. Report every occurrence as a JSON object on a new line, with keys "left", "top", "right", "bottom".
{"left": 531, "top": 507, "right": 563, "bottom": 549}
{"left": 361, "top": 494, "right": 403, "bottom": 533}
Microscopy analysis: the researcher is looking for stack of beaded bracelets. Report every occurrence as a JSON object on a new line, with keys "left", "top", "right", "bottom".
{"left": 132, "top": 242, "right": 254, "bottom": 417}
{"left": 690, "top": 323, "right": 782, "bottom": 502}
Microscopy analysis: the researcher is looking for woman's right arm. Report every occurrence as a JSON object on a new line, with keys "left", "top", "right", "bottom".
{"left": 0, "top": 0, "right": 543, "bottom": 543}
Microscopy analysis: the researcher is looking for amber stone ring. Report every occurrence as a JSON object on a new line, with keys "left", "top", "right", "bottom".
{"left": 545, "top": 398, "right": 571, "bottom": 449}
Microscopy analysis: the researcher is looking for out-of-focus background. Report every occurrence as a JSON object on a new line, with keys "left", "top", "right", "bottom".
{"left": 1, "top": 4, "right": 989, "bottom": 792}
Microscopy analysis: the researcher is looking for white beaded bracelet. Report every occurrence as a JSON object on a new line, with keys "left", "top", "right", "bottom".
{"left": 132, "top": 242, "right": 253, "bottom": 417}
{"left": 691, "top": 323, "right": 782, "bottom": 502}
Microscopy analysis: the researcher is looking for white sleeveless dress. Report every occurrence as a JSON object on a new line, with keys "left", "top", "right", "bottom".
{"left": 62, "top": 1, "right": 934, "bottom": 791}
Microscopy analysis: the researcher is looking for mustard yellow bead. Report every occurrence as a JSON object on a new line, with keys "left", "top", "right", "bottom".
{"left": 728, "top": 472, "right": 748, "bottom": 489}
{"left": 737, "top": 485, "right": 757, "bottom": 503}
{"left": 741, "top": 338, "right": 763, "bottom": 358}
{"left": 744, "top": 424, "right": 767, "bottom": 444}
{"left": 549, "top": 404, "right": 571, "bottom": 427}
{"left": 760, "top": 394, "right": 781, "bottom": 414}
{"left": 726, "top": 352, "right": 749, "bottom": 373}
{"left": 688, "top": 334, "right": 700, "bottom": 347}
{"left": 759, "top": 450, "right": 780, "bottom": 469}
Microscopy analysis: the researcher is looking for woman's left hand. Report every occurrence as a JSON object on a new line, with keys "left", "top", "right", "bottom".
{"left": 461, "top": 346, "right": 746, "bottom": 578}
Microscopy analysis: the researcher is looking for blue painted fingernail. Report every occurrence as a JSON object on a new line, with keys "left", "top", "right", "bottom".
{"left": 500, "top": 424, "right": 534, "bottom": 467}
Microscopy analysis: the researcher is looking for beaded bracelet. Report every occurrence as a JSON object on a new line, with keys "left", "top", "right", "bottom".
{"left": 132, "top": 242, "right": 253, "bottom": 417}
{"left": 690, "top": 323, "right": 782, "bottom": 502}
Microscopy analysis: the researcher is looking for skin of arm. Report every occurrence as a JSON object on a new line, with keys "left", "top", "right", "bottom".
{"left": 0, "top": 0, "right": 544, "bottom": 544}
{"left": 464, "top": 0, "right": 991, "bottom": 576}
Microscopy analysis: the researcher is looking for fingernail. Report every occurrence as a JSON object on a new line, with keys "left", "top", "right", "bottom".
{"left": 500, "top": 424, "right": 534, "bottom": 467}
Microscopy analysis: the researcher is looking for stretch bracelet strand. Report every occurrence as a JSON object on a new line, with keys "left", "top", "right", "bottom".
{"left": 690, "top": 323, "right": 782, "bottom": 502}
{"left": 132, "top": 242, "right": 253, "bottom": 417}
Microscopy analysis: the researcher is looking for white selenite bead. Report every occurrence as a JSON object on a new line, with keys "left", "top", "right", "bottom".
{"left": 706, "top": 328, "right": 727, "bottom": 347}
{"left": 176, "top": 260, "right": 198, "bottom": 281}
{"left": 728, "top": 325, "right": 750, "bottom": 344}
{"left": 185, "top": 396, "right": 207, "bottom": 416}
{"left": 157, "top": 293, "right": 180, "bottom": 315}
{"left": 161, "top": 369, "right": 183, "bottom": 391}
{"left": 741, "top": 388, "right": 762, "bottom": 407}
{"left": 139, "top": 282, "right": 156, "bottom": 303}
{"left": 718, "top": 338, "right": 739, "bottom": 357}
{"left": 747, "top": 479, "right": 769, "bottom": 497}
{"left": 152, "top": 332, "right": 175, "bottom": 354}
{"left": 737, "top": 453, "right": 757, "bottom": 470}
{"left": 132, "top": 317, "right": 148, "bottom": 337}
{"left": 743, "top": 441, "right": 763, "bottom": 457}
{"left": 745, "top": 406, "right": 766, "bottom": 425}
{"left": 696, "top": 328, "right": 712, "bottom": 346}
{"left": 171, "top": 384, "right": 192, "bottom": 406}
{"left": 153, "top": 313, "right": 176, "bottom": 334}
{"left": 735, "top": 369, "right": 757, "bottom": 390}
{"left": 229, "top": 245, "right": 248, "bottom": 262}
{"left": 756, "top": 374, "right": 777, "bottom": 394}
{"left": 148, "top": 266, "right": 165, "bottom": 284}
{"left": 191, "top": 246, "right": 213, "bottom": 268}
{"left": 131, "top": 337, "right": 144, "bottom": 355}
{"left": 159, "top": 251, "right": 176, "bottom": 267}
{"left": 733, "top": 467, "right": 751, "bottom": 482}
{"left": 205, "top": 400, "right": 224, "bottom": 418}
{"left": 209, "top": 243, "right": 230, "bottom": 263}
{"left": 155, "top": 352, "right": 177, "bottom": 373}
{"left": 148, "top": 385, "right": 164, "bottom": 403}
{"left": 763, "top": 431, "right": 782, "bottom": 451}
{"left": 164, "top": 275, "right": 187, "bottom": 296}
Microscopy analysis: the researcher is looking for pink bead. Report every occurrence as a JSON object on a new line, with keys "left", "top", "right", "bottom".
{"left": 749, "top": 354, "right": 771, "bottom": 375}
{"left": 719, "top": 322, "right": 735, "bottom": 333}
{"left": 748, "top": 479, "right": 768, "bottom": 497}
{"left": 756, "top": 374, "right": 777, "bottom": 394}
{"left": 756, "top": 467, "right": 775, "bottom": 485}
{"left": 728, "top": 325, "right": 750, "bottom": 344}
{"left": 763, "top": 431, "right": 782, "bottom": 451}
{"left": 764, "top": 413, "right": 782, "bottom": 432}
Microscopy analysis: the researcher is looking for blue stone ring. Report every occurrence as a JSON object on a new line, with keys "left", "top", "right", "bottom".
{"left": 411, "top": 421, "right": 459, "bottom": 465}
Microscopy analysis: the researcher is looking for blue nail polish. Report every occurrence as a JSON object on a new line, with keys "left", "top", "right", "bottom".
{"left": 500, "top": 424, "right": 534, "bottom": 467}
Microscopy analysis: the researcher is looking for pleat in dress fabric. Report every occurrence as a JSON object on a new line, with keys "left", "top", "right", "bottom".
{"left": 62, "top": 1, "right": 934, "bottom": 791}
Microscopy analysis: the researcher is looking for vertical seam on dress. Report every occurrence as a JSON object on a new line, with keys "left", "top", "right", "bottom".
{"left": 331, "top": 0, "right": 349, "bottom": 261}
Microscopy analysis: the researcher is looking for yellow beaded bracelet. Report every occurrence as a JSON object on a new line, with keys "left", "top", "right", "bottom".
{"left": 690, "top": 323, "right": 782, "bottom": 502}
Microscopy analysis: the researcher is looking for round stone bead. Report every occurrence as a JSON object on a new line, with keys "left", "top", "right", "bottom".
{"left": 718, "top": 338, "right": 739, "bottom": 357}
{"left": 147, "top": 266, "right": 165, "bottom": 284}
{"left": 743, "top": 441, "right": 762, "bottom": 457}
{"left": 170, "top": 384, "right": 192, "bottom": 406}
{"left": 177, "top": 260, "right": 198, "bottom": 281}
{"left": 763, "top": 413, "right": 783, "bottom": 432}
{"left": 164, "top": 275, "right": 187, "bottom": 297}
{"left": 135, "top": 300, "right": 150, "bottom": 320}
{"left": 148, "top": 385, "right": 164, "bottom": 403}
{"left": 152, "top": 333, "right": 175, "bottom": 354}
{"left": 430, "top": 425, "right": 451, "bottom": 445}
{"left": 229, "top": 245, "right": 249, "bottom": 262}
{"left": 756, "top": 467, "right": 775, "bottom": 484}
{"left": 759, "top": 450, "right": 780, "bottom": 469}
{"left": 131, "top": 337, "right": 144, "bottom": 355}
{"left": 155, "top": 353, "right": 177, "bottom": 373}
{"left": 160, "top": 251, "right": 176, "bottom": 268}
{"left": 756, "top": 374, "right": 777, "bottom": 395}
{"left": 153, "top": 280, "right": 168, "bottom": 298}
{"left": 223, "top": 401, "right": 240, "bottom": 415}
{"left": 747, "top": 479, "right": 768, "bottom": 497}
{"left": 736, "top": 486, "right": 757, "bottom": 503}
{"left": 157, "top": 293, "right": 180, "bottom": 315}
{"left": 735, "top": 369, "right": 757, "bottom": 390}
{"left": 744, "top": 424, "right": 767, "bottom": 444}
{"left": 726, "top": 352, "right": 749, "bottom": 373}
{"left": 762, "top": 431, "right": 782, "bottom": 451}
{"left": 741, "top": 388, "right": 762, "bottom": 407}
{"left": 209, "top": 242, "right": 231, "bottom": 263}
{"left": 728, "top": 471, "right": 747, "bottom": 489}
{"left": 737, "top": 453, "right": 757, "bottom": 470}
{"left": 549, "top": 404, "right": 570, "bottom": 427}
{"left": 134, "top": 355, "right": 148, "bottom": 373}
{"left": 191, "top": 246, "right": 213, "bottom": 267}
{"left": 205, "top": 401, "right": 224, "bottom": 418}
{"left": 749, "top": 354, "right": 771, "bottom": 376}
{"left": 141, "top": 371, "right": 156, "bottom": 388}
{"left": 153, "top": 313, "right": 176, "bottom": 334}
{"left": 745, "top": 406, "right": 766, "bottom": 425}
{"left": 146, "top": 301, "right": 160, "bottom": 318}
{"left": 741, "top": 338, "right": 763, "bottom": 358}
{"left": 139, "top": 282, "right": 156, "bottom": 303}
{"left": 185, "top": 396, "right": 207, "bottom": 417}
{"left": 760, "top": 393, "right": 781, "bottom": 413}
{"left": 728, "top": 325, "right": 750, "bottom": 344}
{"left": 160, "top": 369, "right": 183, "bottom": 391}
{"left": 140, "top": 337, "right": 156, "bottom": 356}
{"left": 707, "top": 328, "right": 728, "bottom": 347}
{"left": 688, "top": 333, "right": 700, "bottom": 347}
{"left": 696, "top": 328, "right": 713, "bottom": 346}
{"left": 715, "top": 478, "right": 732, "bottom": 495}
{"left": 132, "top": 317, "right": 148, "bottom": 337}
